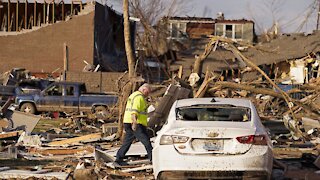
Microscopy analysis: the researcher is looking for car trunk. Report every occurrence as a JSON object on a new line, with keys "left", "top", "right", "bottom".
{"left": 169, "top": 122, "right": 256, "bottom": 155}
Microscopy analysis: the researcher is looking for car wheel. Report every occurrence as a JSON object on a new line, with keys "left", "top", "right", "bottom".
{"left": 20, "top": 103, "right": 36, "bottom": 114}
{"left": 94, "top": 106, "right": 108, "bottom": 118}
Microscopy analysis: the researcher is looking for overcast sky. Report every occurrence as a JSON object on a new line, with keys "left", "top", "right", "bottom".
{"left": 177, "top": 0, "right": 318, "bottom": 34}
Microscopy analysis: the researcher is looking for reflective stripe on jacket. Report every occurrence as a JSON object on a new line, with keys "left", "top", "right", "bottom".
{"left": 123, "top": 91, "right": 148, "bottom": 126}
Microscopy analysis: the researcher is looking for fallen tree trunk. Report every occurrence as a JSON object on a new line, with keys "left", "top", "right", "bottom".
{"left": 194, "top": 69, "right": 215, "bottom": 98}
{"left": 193, "top": 40, "right": 218, "bottom": 75}
{"left": 208, "top": 81, "right": 283, "bottom": 99}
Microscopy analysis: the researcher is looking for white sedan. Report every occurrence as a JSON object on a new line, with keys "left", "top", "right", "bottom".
{"left": 153, "top": 98, "right": 273, "bottom": 179}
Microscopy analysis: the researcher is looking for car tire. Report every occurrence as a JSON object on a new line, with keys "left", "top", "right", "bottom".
{"left": 20, "top": 103, "right": 36, "bottom": 114}
{"left": 94, "top": 106, "right": 108, "bottom": 118}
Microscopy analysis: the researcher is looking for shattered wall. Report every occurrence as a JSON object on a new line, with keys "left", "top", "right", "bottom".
{"left": 93, "top": 3, "right": 135, "bottom": 72}
{"left": 0, "top": 12, "right": 94, "bottom": 73}
{"left": 0, "top": 0, "right": 83, "bottom": 32}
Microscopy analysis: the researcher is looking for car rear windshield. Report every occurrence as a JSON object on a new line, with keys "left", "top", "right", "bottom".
{"left": 176, "top": 105, "right": 251, "bottom": 122}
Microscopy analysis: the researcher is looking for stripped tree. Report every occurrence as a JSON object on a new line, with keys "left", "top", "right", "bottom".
{"left": 117, "top": 0, "right": 136, "bottom": 138}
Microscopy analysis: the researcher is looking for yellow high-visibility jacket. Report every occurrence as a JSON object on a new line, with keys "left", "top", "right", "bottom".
{"left": 123, "top": 91, "right": 148, "bottom": 126}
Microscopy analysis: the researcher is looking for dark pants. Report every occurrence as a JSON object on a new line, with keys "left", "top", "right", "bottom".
{"left": 116, "top": 123, "right": 153, "bottom": 161}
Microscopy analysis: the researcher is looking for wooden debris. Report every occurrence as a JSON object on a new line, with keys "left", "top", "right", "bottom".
{"left": 73, "top": 169, "right": 98, "bottom": 180}
{"left": 0, "top": 98, "right": 14, "bottom": 114}
{"left": 46, "top": 133, "right": 76, "bottom": 141}
{"left": 194, "top": 68, "right": 215, "bottom": 98}
{"left": 302, "top": 117, "right": 320, "bottom": 130}
{"left": 107, "top": 171, "right": 135, "bottom": 179}
{"left": 28, "top": 146, "right": 94, "bottom": 156}
{"left": 178, "top": 65, "right": 183, "bottom": 78}
{"left": 0, "top": 118, "right": 10, "bottom": 131}
{"left": 209, "top": 81, "right": 284, "bottom": 99}
{"left": 94, "top": 148, "right": 116, "bottom": 163}
{"left": 0, "top": 130, "right": 23, "bottom": 139}
{"left": 193, "top": 40, "right": 218, "bottom": 75}
{"left": 273, "top": 147, "right": 318, "bottom": 159}
{"left": 121, "top": 164, "right": 153, "bottom": 173}
{"left": 48, "top": 133, "right": 102, "bottom": 146}
{"left": 0, "top": 169, "right": 68, "bottom": 179}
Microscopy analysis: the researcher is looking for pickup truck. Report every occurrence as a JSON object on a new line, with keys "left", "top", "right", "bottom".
{"left": 14, "top": 81, "right": 118, "bottom": 114}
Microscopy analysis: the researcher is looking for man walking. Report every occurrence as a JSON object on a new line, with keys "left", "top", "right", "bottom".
{"left": 115, "top": 83, "right": 153, "bottom": 165}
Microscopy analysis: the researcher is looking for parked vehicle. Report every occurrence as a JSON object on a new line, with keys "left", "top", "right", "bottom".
{"left": 15, "top": 81, "right": 118, "bottom": 114}
{"left": 153, "top": 98, "right": 273, "bottom": 180}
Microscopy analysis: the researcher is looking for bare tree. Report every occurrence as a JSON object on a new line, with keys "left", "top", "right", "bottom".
{"left": 130, "top": 0, "right": 189, "bottom": 56}
{"left": 294, "top": 0, "right": 318, "bottom": 32}
{"left": 247, "top": 0, "right": 318, "bottom": 35}
{"left": 124, "top": 0, "right": 136, "bottom": 78}
{"left": 117, "top": 0, "right": 188, "bottom": 138}
{"left": 246, "top": 0, "right": 285, "bottom": 36}
{"left": 117, "top": 0, "right": 135, "bottom": 138}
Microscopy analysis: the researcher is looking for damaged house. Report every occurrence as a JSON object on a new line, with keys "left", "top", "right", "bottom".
{"left": 154, "top": 15, "right": 255, "bottom": 80}
{"left": 162, "top": 15, "right": 255, "bottom": 43}
{"left": 156, "top": 13, "right": 320, "bottom": 89}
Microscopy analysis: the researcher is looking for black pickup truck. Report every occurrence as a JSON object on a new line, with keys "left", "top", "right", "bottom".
{"left": 14, "top": 81, "right": 118, "bottom": 114}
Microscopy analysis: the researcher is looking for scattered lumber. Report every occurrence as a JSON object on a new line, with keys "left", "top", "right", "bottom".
{"left": 209, "top": 81, "right": 283, "bottom": 99}
{"left": 0, "top": 169, "right": 68, "bottom": 179}
{"left": 0, "top": 130, "right": 23, "bottom": 139}
{"left": 48, "top": 133, "right": 102, "bottom": 147}
{"left": 28, "top": 146, "right": 94, "bottom": 156}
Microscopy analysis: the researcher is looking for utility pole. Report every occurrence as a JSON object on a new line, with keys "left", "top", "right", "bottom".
{"left": 63, "top": 43, "right": 69, "bottom": 81}
{"left": 317, "top": 0, "right": 320, "bottom": 30}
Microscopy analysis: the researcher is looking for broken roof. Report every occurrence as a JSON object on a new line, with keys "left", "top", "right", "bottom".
{"left": 164, "top": 16, "right": 215, "bottom": 22}
{"left": 0, "top": 0, "right": 87, "bottom": 4}
{"left": 245, "top": 31, "right": 320, "bottom": 65}
{"left": 163, "top": 16, "right": 254, "bottom": 24}
{"left": 175, "top": 30, "right": 320, "bottom": 71}
{"left": 216, "top": 19, "right": 254, "bottom": 24}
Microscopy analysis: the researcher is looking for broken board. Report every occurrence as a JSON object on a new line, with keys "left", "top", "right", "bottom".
{"left": 48, "top": 133, "right": 102, "bottom": 146}
{"left": 4, "top": 110, "right": 41, "bottom": 133}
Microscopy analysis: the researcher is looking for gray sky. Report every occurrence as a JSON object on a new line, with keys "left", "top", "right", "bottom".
{"left": 175, "top": 0, "right": 318, "bottom": 34}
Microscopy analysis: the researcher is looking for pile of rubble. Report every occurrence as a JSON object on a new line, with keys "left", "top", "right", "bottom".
{"left": 1, "top": 36, "right": 320, "bottom": 179}
{"left": 0, "top": 107, "right": 154, "bottom": 179}
{"left": 179, "top": 36, "right": 320, "bottom": 179}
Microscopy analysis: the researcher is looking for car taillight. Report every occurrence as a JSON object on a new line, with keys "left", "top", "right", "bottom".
{"left": 236, "top": 135, "right": 267, "bottom": 145}
{"left": 160, "top": 135, "right": 189, "bottom": 145}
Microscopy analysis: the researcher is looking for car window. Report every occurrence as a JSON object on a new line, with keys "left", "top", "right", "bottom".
{"left": 66, "top": 86, "right": 75, "bottom": 96}
{"left": 46, "top": 85, "right": 63, "bottom": 96}
{"left": 80, "top": 84, "right": 86, "bottom": 94}
{"left": 176, "top": 106, "right": 250, "bottom": 122}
